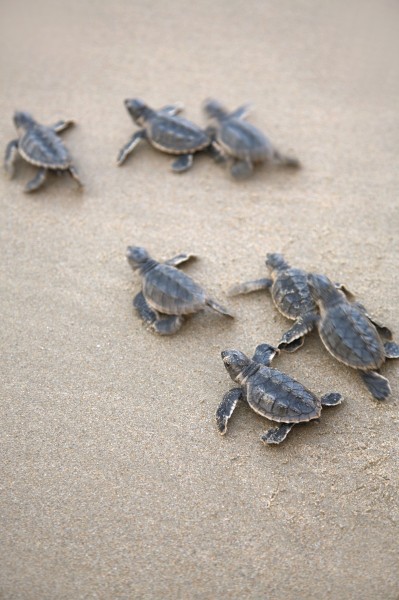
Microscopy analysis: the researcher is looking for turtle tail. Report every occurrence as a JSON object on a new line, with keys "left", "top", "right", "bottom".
{"left": 206, "top": 298, "right": 234, "bottom": 318}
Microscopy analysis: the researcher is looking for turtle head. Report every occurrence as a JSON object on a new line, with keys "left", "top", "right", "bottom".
{"left": 308, "top": 273, "right": 343, "bottom": 307}
{"left": 221, "top": 349, "right": 251, "bottom": 383}
{"left": 124, "top": 98, "right": 153, "bottom": 125}
{"left": 126, "top": 246, "right": 151, "bottom": 270}
{"left": 265, "top": 253, "right": 289, "bottom": 273}
{"left": 13, "top": 111, "right": 35, "bottom": 132}
{"left": 203, "top": 98, "right": 228, "bottom": 121}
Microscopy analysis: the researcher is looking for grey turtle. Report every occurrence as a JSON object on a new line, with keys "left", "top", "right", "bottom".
{"left": 203, "top": 98, "right": 300, "bottom": 179}
{"left": 4, "top": 111, "right": 82, "bottom": 192}
{"left": 127, "top": 246, "right": 234, "bottom": 335}
{"left": 117, "top": 99, "right": 213, "bottom": 173}
{"left": 228, "top": 253, "right": 391, "bottom": 353}
{"left": 308, "top": 273, "right": 399, "bottom": 401}
{"left": 216, "top": 343, "right": 342, "bottom": 444}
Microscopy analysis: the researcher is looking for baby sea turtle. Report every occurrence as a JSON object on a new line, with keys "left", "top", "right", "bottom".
{"left": 308, "top": 273, "right": 399, "bottom": 400}
{"left": 117, "top": 99, "right": 212, "bottom": 173}
{"left": 228, "top": 253, "right": 391, "bottom": 353}
{"left": 203, "top": 98, "right": 300, "bottom": 179}
{"left": 229, "top": 253, "right": 319, "bottom": 352}
{"left": 127, "top": 246, "right": 234, "bottom": 335}
{"left": 4, "top": 111, "right": 82, "bottom": 192}
{"left": 217, "top": 343, "right": 342, "bottom": 444}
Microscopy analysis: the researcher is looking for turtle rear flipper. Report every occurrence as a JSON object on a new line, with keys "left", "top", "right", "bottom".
{"left": 206, "top": 298, "right": 234, "bottom": 318}
{"left": 153, "top": 315, "right": 184, "bottom": 335}
{"left": 171, "top": 154, "right": 193, "bottom": 173}
{"left": 261, "top": 423, "right": 295, "bottom": 445}
{"left": 360, "top": 371, "right": 391, "bottom": 400}
{"left": 231, "top": 158, "right": 253, "bottom": 179}
{"left": 384, "top": 341, "right": 399, "bottom": 359}
{"left": 273, "top": 150, "right": 301, "bottom": 169}
{"left": 321, "top": 392, "right": 343, "bottom": 406}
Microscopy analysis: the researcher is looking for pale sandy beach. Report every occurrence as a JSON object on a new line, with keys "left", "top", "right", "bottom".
{"left": 1, "top": 0, "right": 399, "bottom": 598}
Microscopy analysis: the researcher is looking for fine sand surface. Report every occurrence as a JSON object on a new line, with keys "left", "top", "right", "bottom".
{"left": 1, "top": 1, "right": 399, "bottom": 598}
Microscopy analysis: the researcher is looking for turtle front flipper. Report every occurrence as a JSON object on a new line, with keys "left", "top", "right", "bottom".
{"left": 206, "top": 298, "right": 234, "bottom": 318}
{"left": 321, "top": 392, "right": 343, "bottom": 406}
{"left": 4, "top": 139, "right": 19, "bottom": 178}
{"left": 231, "top": 158, "right": 253, "bottom": 179}
{"left": 384, "top": 341, "right": 399, "bottom": 359}
{"left": 278, "top": 313, "right": 318, "bottom": 353}
{"left": 51, "top": 120, "right": 74, "bottom": 133}
{"left": 261, "top": 423, "right": 295, "bottom": 445}
{"left": 117, "top": 129, "right": 147, "bottom": 165}
{"left": 252, "top": 343, "right": 279, "bottom": 366}
{"left": 164, "top": 253, "right": 196, "bottom": 267}
{"left": 158, "top": 103, "right": 184, "bottom": 117}
{"left": 228, "top": 104, "right": 252, "bottom": 120}
{"left": 171, "top": 154, "right": 193, "bottom": 173}
{"left": 360, "top": 371, "right": 391, "bottom": 400}
{"left": 216, "top": 388, "right": 244, "bottom": 435}
{"left": 24, "top": 168, "right": 48, "bottom": 193}
{"left": 351, "top": 301, "right": 393, "bottom": 340}
{"left": 228, "top": 278, "right": 272, "bottom": 297}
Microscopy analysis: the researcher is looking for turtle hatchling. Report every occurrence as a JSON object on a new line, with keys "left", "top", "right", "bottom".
{"left": 229, "top": 253, "right": 319, "bottom": 352}
{"left": 228, "top": 253, "right": 390, "bottom": 353}
{"left": 308, "top": 273, "right": 399, "bottom": 400}
{"left": 117, "top": 99, "right": 212, "bottom": 173}
{"left": 203, "top": 98, "right": 300, "bottom": 179}
{"left": 127, "top": 246, "right": 234, "bottom": 335}
{"left": 217, "top": 343, "right": 342, "bottom": 444}
{"left": 4, "top": 111, "right": 82, "bottom": 192}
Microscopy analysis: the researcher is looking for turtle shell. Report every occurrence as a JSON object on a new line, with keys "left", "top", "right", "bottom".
{"left": 18, "top": 124, "right": 72, "bottom": 169}
{"left": 218, "top": 119, "right": 274, "bottom": 162}
{"left": 272, "top": 267, "right": 316, "bottom": 320}
{"left": 318, "top": 303, "right": 385, "bottom": 370}
{"left": 147, "top": 115, "right": 210, "bottom": 155}
{"left": 246, "top": 366, "right": 321, "bottom": 423}
{"left": 142, "top": 264, "right": 206, "bottom": 315}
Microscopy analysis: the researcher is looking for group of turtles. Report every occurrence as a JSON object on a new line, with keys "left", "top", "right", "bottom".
{"left": 4, "top": 98, "right": 397, "bottom": 447}
{"left": 4, "top": 98, "right": 300, "bottom": 192}
{"left": 127, "top": 246, "right": 399, "bottom": 445}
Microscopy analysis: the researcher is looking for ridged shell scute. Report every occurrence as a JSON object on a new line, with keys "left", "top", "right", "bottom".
{"left": 272, "top": 268, "right": 316, "bottom": 319}
{"left": 246, "top": 367, "right": 321, "bottom": 423}
{"left": 143, "top": 264, "right": 206, "bottom": 315}
{"left": 19, "top": 125, "right": 71, "bottom": 168}
{"left": 319, "top": 304, "right": 384, "bottom": 369}
{"left": 149, "top": 116, "right": 209, "bottom": 154}
{"left": 219, "top": 120, "right": 273, "bottom": 161}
